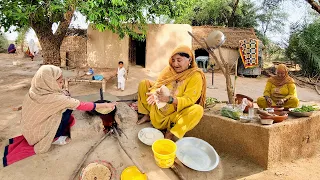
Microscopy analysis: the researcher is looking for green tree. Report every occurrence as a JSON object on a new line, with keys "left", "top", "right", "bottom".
{"left": 16, "top": 26, "right": 30, "bottom": 53}
{"left": 175, "top": 0, "right": 258, "bottom": 28}
{"left": 286, "top": 20, "right": 320, "bottom": 76}
{"left": 0, "top": 0, "right": 190, "bottom": 66}
{"left": 0, "top": 33, "right": 8, "bottom": 53}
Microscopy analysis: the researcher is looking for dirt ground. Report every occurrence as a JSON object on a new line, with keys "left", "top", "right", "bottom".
{"left": 0, "top": 53, "right": 320, "bottom": 180}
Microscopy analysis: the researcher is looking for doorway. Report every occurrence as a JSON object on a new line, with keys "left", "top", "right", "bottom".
{"left": 129, "top": 36, "right": 146, "bottom": 67}
{"left": 195, "top": 48, "right": 209, "bottom": 58}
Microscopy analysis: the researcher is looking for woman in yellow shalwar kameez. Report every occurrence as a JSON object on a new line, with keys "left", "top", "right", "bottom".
{"left": 136, "top": 45, "right": 206, "bottom": 140}
{"left": 257, "top": 64, "right": 299, "bottom": 108}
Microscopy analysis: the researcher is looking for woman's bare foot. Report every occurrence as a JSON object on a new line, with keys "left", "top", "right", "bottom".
{"left": 136, "top": 114, "right": 150, "bottom": 125}
{"left": 164, "top": 131, "right": 174, "bottom": 140}
{"left": 52, "top": 136, "right": 71, "bottom": 145}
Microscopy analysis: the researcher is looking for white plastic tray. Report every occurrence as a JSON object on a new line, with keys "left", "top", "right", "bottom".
{"left": 176, "top": 137, "right": 219, "bottom": 171}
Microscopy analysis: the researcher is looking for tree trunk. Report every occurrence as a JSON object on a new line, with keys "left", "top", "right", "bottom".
{"left": 30, "top": 10, "right": 74, "bottom": 66}
{"left": 39, "top": 35, "right": 62, "bottom": 66}
{"left": 228, "top": 0, "right": 240, "bottom": 27}
{"left": 306, "top": 0, "right": 320, "bottom": 14}
{"left": 20, "top": 40, "right": 24, "bottom": 54}
{"left": 224, "top": 67, "right": 235, "bottom": 104}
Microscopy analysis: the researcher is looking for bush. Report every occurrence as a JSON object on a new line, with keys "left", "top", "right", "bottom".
{"left": 286, "top": 21, "right": 320, "bottom": 76}
{"left": 0, "top": 33, "right": 8, "bottom": 53}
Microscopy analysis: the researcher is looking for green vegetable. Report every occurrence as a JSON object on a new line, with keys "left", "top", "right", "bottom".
{"left": 221, "top": 107, "right": 241, "bottom": 120}
{"left": 292, "top": 105, "right": 318, "bottom": 112}
{"left": 205, "top": 97, "right": 220, "bottom": 106}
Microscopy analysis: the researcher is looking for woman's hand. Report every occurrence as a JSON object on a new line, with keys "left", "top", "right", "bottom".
{"left": 276, "top": 99, "right": 285, "bottom": 106}
{"left": 146, "top": 92, "right": 156, "bottom": 105}
{"left": 156, "top": 89, "right": 170, "bottom": 103}
{"left": 96, "top": 102, "right": 117, "bottom": 109}
{"left": 265, "top": 96, "right": 272, "bottom": 106}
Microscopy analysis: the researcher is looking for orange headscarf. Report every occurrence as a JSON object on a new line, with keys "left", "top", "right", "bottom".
{"left": 151, "top": 45, "right": 207, "bottom": 107}
{"left": 268, "top": 64, "right": 295, "bottom": 87}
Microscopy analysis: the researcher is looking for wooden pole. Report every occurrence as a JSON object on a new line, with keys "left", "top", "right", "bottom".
{"left": 69, "top": 131, "right": 113, "bottom": 180}
{"left": 170, "top": 163, "right": 187, "bottom": 180}
{"left": 188, "top": 31, "right": 235, "bottom": 104}
{"left": 188, "top": 32, "right": 226, "bottom": 75}
{"left": 113, "top": 127, "right": 145, "bottom": 174}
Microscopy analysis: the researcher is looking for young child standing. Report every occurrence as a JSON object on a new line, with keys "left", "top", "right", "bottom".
{"left": 117, "top": 61, "right": 126, "bottom": 91}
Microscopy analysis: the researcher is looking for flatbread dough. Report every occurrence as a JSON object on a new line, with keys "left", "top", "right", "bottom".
{"left": 81, "top": 162, "right": 111, "bottom": 180}
{"left": 95, "top": 107, "right": 114, "bottom": 114}
{"left": 156, "top": 85, "right": 170, "bottom": 109}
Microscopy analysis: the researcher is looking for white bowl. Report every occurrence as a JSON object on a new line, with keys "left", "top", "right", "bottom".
{"left": 176, "top": 137, "right": 219, "bottom": 171}
{"left": 265, "top": 108, "right": 274, "bottom": 113}
{"left": 138, "top": 128, "right": 164, "bottom": 146}
{"left": 260, "top": 119, "right": 274, "bottom": 125}
{"left": 240, "top": 116, "right": 251, "bottom": 123}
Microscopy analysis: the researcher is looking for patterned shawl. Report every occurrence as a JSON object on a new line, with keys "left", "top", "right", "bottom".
{"left": 151, "top": 45, "right": 207, "bottom": 107}
{"left": 21, "top": 65, "right": 80, "bottom": 154}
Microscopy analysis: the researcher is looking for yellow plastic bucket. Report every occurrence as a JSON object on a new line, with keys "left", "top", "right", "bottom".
{"left": 152, "top": 139, "right": 177, "bottom": 168}
{"left": 121, "top": 166, "right": 147, "bottom": 180}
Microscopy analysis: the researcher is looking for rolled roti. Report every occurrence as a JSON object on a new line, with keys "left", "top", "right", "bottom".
{"left": 156, "top": 85, "right": 170, "bottom": 109}
{"left": 95, "top": 107, "right": 115, "bottom": 114}
{"left": 81, "top": 162, "right": 111, "bottom": 180}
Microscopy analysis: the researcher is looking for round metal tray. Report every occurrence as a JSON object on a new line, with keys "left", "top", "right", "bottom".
{"left": 176, "top": 137, "right": 219, "bottom": 171}
{"left": 289, "top": 110, "right": 314, "bottom": 117}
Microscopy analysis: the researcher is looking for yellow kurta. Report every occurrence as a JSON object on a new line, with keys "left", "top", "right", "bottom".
{"left": 257, "top": 81, "right": 299, "bottom": 108}
{"left": 138, "top": 72, "right": 204, "bottom": 139}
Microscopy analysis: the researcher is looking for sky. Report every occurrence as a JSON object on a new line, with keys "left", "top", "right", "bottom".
{"left": 254, "top": 0, "right": 314, "bottom": 43}
{"left": 2, "top": 0, "right": 316, "bottom": 44}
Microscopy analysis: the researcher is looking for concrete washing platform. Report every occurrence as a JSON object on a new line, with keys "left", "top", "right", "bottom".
{"left": 187, "top": 109, "right": 320, "bottom": 169}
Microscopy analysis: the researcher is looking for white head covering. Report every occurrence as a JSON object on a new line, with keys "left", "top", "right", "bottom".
{"left": 28, "top": 39, "right": 39, "bottom": 56}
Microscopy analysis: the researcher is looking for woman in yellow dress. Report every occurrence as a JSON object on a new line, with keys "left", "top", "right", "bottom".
{"left": 257, "top": 64, "right": 299, "bottom": 108}
{"left": 136, "top": 45, "right": 206, "bottom": 140}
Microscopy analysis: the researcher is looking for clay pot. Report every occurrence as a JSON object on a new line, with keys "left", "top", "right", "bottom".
{"left": 259, "top": 114, "right": 288, "bottom": 123}
{"left": 235, "top": 94, "right": 254, "bottom": 113}
{"left": 271, "top": 106, "right": 284, "bottom": 111}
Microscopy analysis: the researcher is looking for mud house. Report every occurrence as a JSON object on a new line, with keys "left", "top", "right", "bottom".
{"left": 192, "top": 26, "right": 262, "bottom": 71}
{"left": 61, "top": 25, "right": 262, "bottom": 73}
{"left": 60, "top": 28, "right": 87, "bottom": 69}
{"left": 86, "top": 24, "right": 192, "bottom": 72}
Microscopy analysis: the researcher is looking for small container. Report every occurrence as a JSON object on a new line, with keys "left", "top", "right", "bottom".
{"left": 240, "top": 116, "right": 251, "bottom": 123}
{"left": 248, "top": 108, "right": 254, "bottom": 118}
{"left": 260, "top": 119, "right": 274, "bottom": 125}
{"left": 265, "top": 108, "right": 274, "bottom": 113}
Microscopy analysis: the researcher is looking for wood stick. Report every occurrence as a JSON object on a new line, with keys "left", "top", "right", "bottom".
{"left": 112, "top": 127, "right": 145, "bottom": 174}
{"left": 69, "top": 131, "right": 113, "bottom": 180}
{"left": 170, "top": 163, "right": 187, "bottom": 180}
{"left": 67, "top": 79, "right": 104, "bottom": 83}
{"left": 188, "top": 31, "right": 226, "bottom": 75}
{"left": 315, "top": 85, "right": 320, "bottom": 95}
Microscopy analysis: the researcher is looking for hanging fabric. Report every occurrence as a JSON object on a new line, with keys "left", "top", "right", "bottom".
{"left": 239, "top": 39, "right": 259, "bottom": 69}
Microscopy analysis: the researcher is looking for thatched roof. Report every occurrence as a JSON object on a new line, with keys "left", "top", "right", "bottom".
{"left": 192, "top": 26, "right": 258, "bottom": 50}
{"left": 65, "top": 28, "right": 87, "bottom": 37}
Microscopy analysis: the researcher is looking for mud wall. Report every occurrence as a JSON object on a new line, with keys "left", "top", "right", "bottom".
{"left": 86, "top": 25, "right": 129, "bottom": 68}
{"left": 187, "top": 111, "right": 320, "bottom": 169}
{"left": 60, "top": 36, "right": 87, "bottom": 68}
{"left": 213, "top": 48, "right": 239, "bottom": 69}
{"left": 145, "top": 24, "right": 192, "bottom": 72}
